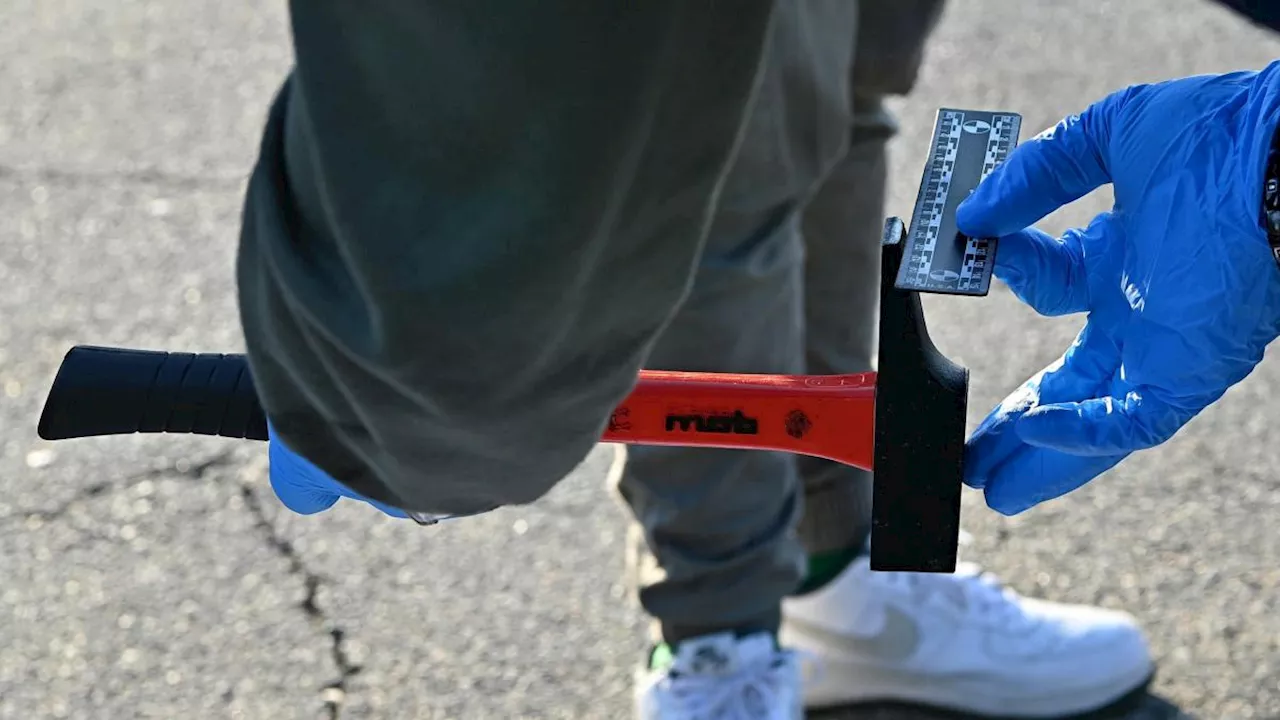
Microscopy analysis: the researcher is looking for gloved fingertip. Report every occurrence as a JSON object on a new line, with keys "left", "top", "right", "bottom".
{"left": 961, "top": 442, "right": 993, "bottom": 491}
{"left": 964, "top": 392, "right": 1038, "bottom": 490}
{"left": 276, "top": 489, "right": 341, "bottom": 515}
{"left": 956, "top": 185, "right": 1021, "bottom": 241}
{"left": 984, "top": 484, "right": 1034, "bottom": 516}
{"left": 955, "top": 194, "right": 996, "bottom": 238}
{"left": 979, "top": 451, "right": 1065, "bottom": 517}
{"left": 963, "top": 436, "right": 999, "bottom": 490}
{"left": 266, "top": 462, "right": 339, "bottom": 514}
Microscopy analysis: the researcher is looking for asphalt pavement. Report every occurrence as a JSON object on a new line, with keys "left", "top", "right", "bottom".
{"left": 2, "top": 1, "right": 1278, "bottom": 718}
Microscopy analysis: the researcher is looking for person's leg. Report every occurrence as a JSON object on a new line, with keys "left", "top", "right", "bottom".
{"left": 787, "top": 95, "right": 894, "bottom": 582}
{"left": 791, "top": 0, "right": 946, "bottom": 577}
{"left": 778, "top": 4, "right": 1157, "bottom": 715}
{"left": 613, "top": 2, "right": 858, "bottom": 716}
{"left": 786, "top": 91, "right": 900, "bottom": 587}
{"left": 237, "top": 1, "right": 780, "bottom": 516}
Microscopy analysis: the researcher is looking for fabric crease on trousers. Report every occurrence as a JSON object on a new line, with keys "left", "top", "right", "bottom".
{"left": 236, "top": 0, "right": 946, "bottom": 646}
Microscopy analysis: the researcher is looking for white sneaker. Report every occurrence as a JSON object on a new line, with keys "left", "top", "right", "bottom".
{"left": 780, "top": 553, "right": 1154, "bottom": 717}
{"left": 635, "top": 632, "right": 804, "bottom": 720}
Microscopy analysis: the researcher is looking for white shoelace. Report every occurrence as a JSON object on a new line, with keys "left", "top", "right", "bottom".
{"left": 956, "top": 563, "right": 1037, "bottom": 627}
{"left": 880, "top": 557, "right": 1036, "bottom": 631}
{"left": 940, "top": 562, "right": 1037, "bottom": 630}
{"left": 667, "top": 650, "right": 816, "bottom": 720}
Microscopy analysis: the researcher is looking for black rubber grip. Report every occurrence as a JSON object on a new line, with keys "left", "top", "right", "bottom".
{"left": 37, "top": 346, "right": 268, "bottom": 442}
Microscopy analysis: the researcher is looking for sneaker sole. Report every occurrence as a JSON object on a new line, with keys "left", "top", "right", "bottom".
{"left": 786, "top": 627, "right": 1156, "bottom": 718}
{"left": 806, "top": 672, "right": 1157, "bottom": 720}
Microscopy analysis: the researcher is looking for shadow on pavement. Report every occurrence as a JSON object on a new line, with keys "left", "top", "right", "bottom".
{"left": 808, "top": 691, "right": 1196, "bottom": 720}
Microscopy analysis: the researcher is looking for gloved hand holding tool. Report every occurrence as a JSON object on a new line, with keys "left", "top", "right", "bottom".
{"left": 958, "top": 62, "right": 1280, "bottom": 515}
{"left": 268, "top": 422, "right": 413, "bottom": 519}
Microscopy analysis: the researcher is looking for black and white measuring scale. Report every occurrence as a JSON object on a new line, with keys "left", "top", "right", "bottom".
{"left": 895, "top": 108, "right": 1022, "bottom": 297}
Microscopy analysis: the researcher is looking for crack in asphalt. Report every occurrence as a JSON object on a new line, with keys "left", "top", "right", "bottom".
{"left": 6, "top": 447, "right": 363, "bottom": 718}
{"left": 1, "top": 449, "right": 238, "bottom": 526}
{"left": 235, "top": 481, "right": 362, "bottom": 720}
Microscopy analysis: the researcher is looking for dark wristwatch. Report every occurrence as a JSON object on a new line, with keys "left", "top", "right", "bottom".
{"left": 1261, "top": 118, "right": 1280, "bottom": 266}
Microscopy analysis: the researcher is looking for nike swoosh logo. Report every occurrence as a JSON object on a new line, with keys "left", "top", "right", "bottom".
{"left": 784, "top": 605, "right": 922, "bottom": 662}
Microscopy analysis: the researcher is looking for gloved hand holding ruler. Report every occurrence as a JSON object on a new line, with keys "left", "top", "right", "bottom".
{"left": 34, "top": 107, "right": 1021, "bottom": 573}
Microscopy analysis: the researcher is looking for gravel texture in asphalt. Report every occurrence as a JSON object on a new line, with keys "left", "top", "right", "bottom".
{"left": 1, "top": 1, "right": 1278, "bottom": 718}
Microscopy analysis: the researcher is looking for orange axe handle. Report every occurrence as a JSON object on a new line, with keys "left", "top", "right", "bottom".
{"left": 602, "top": 370, "right": 876, "bottom": 470}
{"left": 37, "top": 346, "right": 878, "bottom": 470}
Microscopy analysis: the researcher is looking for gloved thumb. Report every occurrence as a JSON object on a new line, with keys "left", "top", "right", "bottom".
{"left": 266, "top": 422, "right": 413, "bottom": 519}
{"left": 268, "top": 466, "right": 341, "bottom": 514}
{"left": 1014, "top": 390, "right": 1190, "bottom": 456}
{"left": 993, "top": 211, "right": 1120, "bottom": 317}
{"left": 957, "top": 103, "right": 1116, "bottom": 239}
{"left": 992, "top": 227, "right": 1087, "bottom": 316}
{"left": 266, "top": 422, "right": 343, "bottom": 514}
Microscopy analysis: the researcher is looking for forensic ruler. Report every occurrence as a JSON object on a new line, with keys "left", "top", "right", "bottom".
{"left": 894, "top": 108, "right": 1022, "bottom": 296}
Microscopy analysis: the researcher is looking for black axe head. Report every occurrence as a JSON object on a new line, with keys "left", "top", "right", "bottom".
{"left": 869, "top": 216, "right": 967, "bottom": 573}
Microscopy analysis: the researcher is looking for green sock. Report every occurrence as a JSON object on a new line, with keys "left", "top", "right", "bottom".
{"left": 649, "top": 642, "right": 677, "bottom": 670}
{"left": 793, "top": 544, "right": 862, "bottom": 596}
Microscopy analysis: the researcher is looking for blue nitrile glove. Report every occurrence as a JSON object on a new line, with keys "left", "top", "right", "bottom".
{"left": 267, "top": 422, "right": 410, "bottom": 518}
{"left": 956, "top": 64, "right": 1280, "bottom": 515}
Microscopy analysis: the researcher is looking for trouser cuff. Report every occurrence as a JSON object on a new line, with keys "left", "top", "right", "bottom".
{"left": 796, "top": 461, "right": 873, "bottom": 555}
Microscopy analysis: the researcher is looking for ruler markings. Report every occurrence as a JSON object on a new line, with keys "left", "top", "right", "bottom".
{"left": 894, "top": 109, "right": 1022, "bottom": 296}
